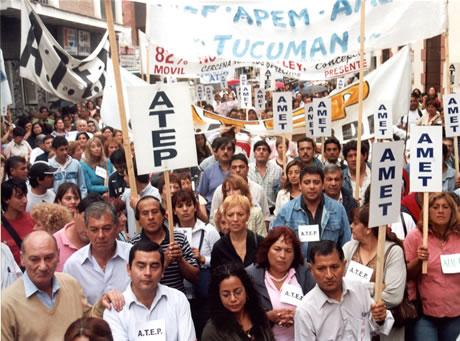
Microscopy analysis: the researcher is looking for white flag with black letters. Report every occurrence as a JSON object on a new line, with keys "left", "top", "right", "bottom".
{"left": 20, "top": 0, "right": 108, "bottom": 103}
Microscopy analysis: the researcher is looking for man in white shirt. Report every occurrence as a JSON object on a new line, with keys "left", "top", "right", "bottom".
{"left": 399, "top": 95, "right": 422, "bottom": 134}
{"left": 26, "top": 161, "right": 56, "bottom": 212}
{"left": 103, "top": 240, "right": 196, "bottom": 341}
{"left": 295, "top": 240, "right": 393, "bottom": 340}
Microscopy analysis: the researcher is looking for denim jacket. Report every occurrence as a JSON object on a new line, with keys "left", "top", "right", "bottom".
{"left": 272, "top": 194, "right": 351, "bottom": 258}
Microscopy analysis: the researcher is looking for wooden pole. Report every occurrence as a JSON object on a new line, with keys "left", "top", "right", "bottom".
{"left": 374, "top": 225, "right": 387, "bottom": 303}
{"left": 282, "top": 134, "right": 287, "bottom": 175}
{"left": 164, "top": 171, "right": 175, "bottom": 241}
{"left": 354, "top": 0, "right": 366, "bottom": 202}
{"left": 103, "top": 0, "right": 139, "bottom": 230}
{"left": 422, "top": 192, "right": 429, "bottom": 274}
{"left": 145, "top": 47, "right": 150, "bottom": 83}
{"left": 320, "top": 136, "right": 325, "bottom": 163}
{"left": 454, "top": 137, "right": 459, "bottom": 177}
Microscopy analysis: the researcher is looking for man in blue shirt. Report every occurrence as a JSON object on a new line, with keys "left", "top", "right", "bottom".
{"left": 273, "top": 166, "right": 351, "bottom": 258}
{"left": 197, "top": 136, "right": 235, "bottom": 212}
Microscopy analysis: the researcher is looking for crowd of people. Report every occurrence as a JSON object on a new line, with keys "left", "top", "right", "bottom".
{"left": 1, "top": 87, "right": 459, "bottom": 341}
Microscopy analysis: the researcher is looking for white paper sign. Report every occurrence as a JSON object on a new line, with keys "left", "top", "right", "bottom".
{"left": 313, "top": 98, "right": 332, "bottom": 137}
{"left": 409, "top": 126, "right": 443, "bottom": 193}
{"left": 240, "top": 74, "right": 248, "bottom": 87}
{"left": 176, "top": 227, "right": 193, "bottom": 245}
{"left": 136, "top": 319, "right": 166, "bottom": 341}
{"left": 374, "top": 102, "right": 393, "bottom": 139}
{"left": 336, "top": 78, "right": 346, "bottom": 90}
{"left": 345, "top": 260, "right": 374, "bottom": 283}
{"left": 205, "top": 85, "right": 214, "bottom": 104}
{"left": 255, "top": 88, "right": 265, "bottom": 112}
{"left": 272, "top": 92, "right": 293, "bottom": 133}
{"left": 95, "top": 166, "right": 107, "bottom": 180}
{"left": 443, "top": 94, "right": 460, "bottom": 137}
{"left": 196, "top": 84, "right": 205, "bottom": 101}
{"left": 261, "top": 68, "right": 275, "bottom": 92}
{"left": 298, "top": 224, "right": 320, "bottom": 242}
{"left": 369, "top": 141, "right": 404, "bottom": 227}
{"left": 127, "top": 83, "right": 198, "bottom": 174}
{"left": 235, "top": 85, "right": 241, "bottom": 101}
{"left": 240, "top": 84, "right": 252, "bottom": 109}
{"left": 440, "top": 254, "right": 460, "bottom": 274}
{"left": 279, "top": 283, "right": 304, "bottom": 307}
{"left": 304, "top": 102, "right": 314, "bottom": 137}
{"left": 220, "top": 73, "right": 227, "bottom": 89}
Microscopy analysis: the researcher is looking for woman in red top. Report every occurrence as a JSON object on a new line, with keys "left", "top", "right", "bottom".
{"left": 404, "top": 192, "right": 460, "bottom": 341}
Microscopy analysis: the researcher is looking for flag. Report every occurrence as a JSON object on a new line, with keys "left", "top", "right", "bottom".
{"left": 20, "top": 0, "right": 108, "bottom": 103}
{"left": 0, "top": 49, "right": 12, "bottom": 116}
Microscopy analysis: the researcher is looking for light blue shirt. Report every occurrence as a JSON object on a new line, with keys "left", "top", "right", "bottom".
{"left": 23, "top": 271, "right": 60, "bottom": 309}
{"left": 63, "top": 240, "right": 132, "bottom": 304}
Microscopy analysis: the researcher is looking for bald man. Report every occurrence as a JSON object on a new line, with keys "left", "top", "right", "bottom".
{"left": 1, "top": 231, "right": 123, "bottom": 341}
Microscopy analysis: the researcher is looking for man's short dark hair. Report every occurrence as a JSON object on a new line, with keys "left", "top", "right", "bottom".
{"left": 135, "top": 196, "right": 165, "bottom": 220}
{"left": 300, "top": 166, "right": 324, "bottom": 183}
{"left": 128, "top": 240, "right": 164, "bottom": 267}
{"left": 1, "top": 179, "right": 28, "bottom": 211}
{"left": 253, "top": 140, "right": 271, "bottom": 153}
{"left": 110, "top": 149, "right": 126, "bottom": 165}
{"left": 12, "top": 127, "right": 25, "bottom": 138}
{"left": 43, "top": 135, "right": 54, "bottom": 144}
{"left": 211, "top": 136, "right": 235, "bottom": 152}
{"left": 231, "top": 153, "right": 248, "bottom": 166}
{"left": 52, "top": 136, "right": 69, "bottom": 149}
{"left": 324, "top": 136, "right": 341, "bottom": 152}
{"left": 39, "top": 106, "right": 48, "bottom": 113}
{"left": 309, "top": 240, "right": 344, "bottom": 264}
{"left": 342, "top": 140, "right": 368, "bottom": 159}
{"left": 5, "top": 156, "right": 27, "bottom": 177}
{"left": 297, "top": 136, "right": 315, "bottom": 150}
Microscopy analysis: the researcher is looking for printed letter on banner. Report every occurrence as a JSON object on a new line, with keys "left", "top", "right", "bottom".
{"left": 345, "top": 260, "right": 374, "bottom": 283}
{"left": 305, "top": 103, "right": 315, "bottom": 137}
{"left": 374, "top": 101, "right": 393, "bottom": 139}
{"left": 298, "top": 225, "right": 320, "bottom": 242}
{"left": 254, "top": 88, "right": 265, "bottom": 112}
{"left": 127, "top": 83, "right": 197, "bottom": 175}
{"left": 272, "top": 92, "right": 293, "bottom": 133}
{"left": 443, "top": 94, "right": 460, "bottom": 137}
{"left": 369, "top": 141, "right": 404, "bottom": 227}
{"left": 409, "top": 126, "right": 442, "bottom": 193}
{"left": 313, "top": 98, "right": 331, "bottom": 137}
{"left": 240, "top": 84, "right": 252, "bottom": 109}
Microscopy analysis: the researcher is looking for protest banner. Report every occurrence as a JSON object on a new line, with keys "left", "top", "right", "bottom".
{"left": 240, "top": 84, "right": 252, "bottom": 110}
{"left": 0, "top": 49, "right": 12, "bottom": 116}
{"left": 336, "top": 78, "right": 346, "bottom": 91}
{"left": 20, "top": 0, "right": 108, "bottom": 103}
{"left": 374, "top": 102, "right": 393, "bottom": 140}
{"left": 254, "top": 88, "right": 265, "bottom": 112}
{"left": 272, "top": 92, "right": 293, "bottom": 133}
{"left": 304, "top": 102, "right": 314, "bottom": 137}
{"left": 205, "top": 85, "right": 214, "bottom": 104}
{"left": 196, "top": 84, "right": 205, "bottom": 102}
{"left": 240, "top": 74, "right": 248, "bottom": 87}
{"left": 147, "top": 1, "right": 446, "bottom": 64}
{"left": 261, "top": 68, "right": 275, "bottom": 92}
{"left": 443, "top": 93, "right": 460, "bottom": 176}
{"left": 410, "top": 125, "right": 443, "bottom": 273}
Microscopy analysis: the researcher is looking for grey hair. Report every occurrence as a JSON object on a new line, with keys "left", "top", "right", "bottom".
{"left": 84, "top": 201, "right": 118, "bottom": 227}
{"left": 323, "top": 164, "right": 343, "bottom": 177}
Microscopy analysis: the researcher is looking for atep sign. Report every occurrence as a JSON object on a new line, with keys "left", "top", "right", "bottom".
{"left": 127, "top": 83, "right": 197, "bottom": 174}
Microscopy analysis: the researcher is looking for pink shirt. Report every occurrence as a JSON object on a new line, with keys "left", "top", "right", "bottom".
{"left": 265, "top": 268, "right": 301, "bottom": 341}
{"left": 404, "top": 228, "right": 460, "bottom": 317}
{"left": 54, "top": 222, "right": 80, "bottom": 272}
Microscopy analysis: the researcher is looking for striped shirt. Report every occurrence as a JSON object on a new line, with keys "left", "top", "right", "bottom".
{"left": 130, "top": 226, "right": 198, "bottom": 293}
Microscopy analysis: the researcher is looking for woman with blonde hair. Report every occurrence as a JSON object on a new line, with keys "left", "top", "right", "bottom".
{"left": 222, "top": 174, "right": 267, "bottom": 237}
{"left": 31, "top": 203, "right": 72, "bottom": 234}
{"left": 404, "top": 192, "right": 460, "bottom": 340}
{"left": 80, "top": 136, "right": 113, "bottom": 195}
{"left": 210, "top": 194, "right": 264, "bottom": 270}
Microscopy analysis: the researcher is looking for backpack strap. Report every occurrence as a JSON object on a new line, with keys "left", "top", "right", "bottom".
{"left": 400, "top": 212, "right": 408, "bottom": 238}
{"left": 1, "top": 216, "right": 23, "bottom": 250}
{"left": 198, "top": 229, "right": 205, "bottom": 252}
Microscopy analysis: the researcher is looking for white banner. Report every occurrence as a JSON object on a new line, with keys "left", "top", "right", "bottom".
{"left": 313, "top": 98, "right": 332, "bottom": 137}
{"left": 305, "top": 102, "right": 314, "bottom": 137}
{"left": 20, "top": 0, "right": 108, "bottom": 103}
{"left": 374, "top": 101, "right": 393, "bottom": 140}
{"left": 409, "top": 126, "right": 443, "bottom": 193}
{"left": 369, "top": 141, "right": 404, "bottom": 228}
{"left": 240, "top": 84, "right": 252, "bottom": 109}
{"left": 205, "top": 85, "right": 214, "bottom": 104}
{"left": 147, "top": 1, "right": 446, "bottom": 64}
{"left": 0, "top": 49, "right": 12, "bottom": 116}
{"left": 254, "top": 88, "right": 265, "bottom": 112}
{"left": 272, "top": 92, "right": 293, "bottom": 133}
{"left": 443, "top": 94, "right": 460, "bottom": 138}
{"left": 127, "top": 83, "right": 198, "bottom": 174}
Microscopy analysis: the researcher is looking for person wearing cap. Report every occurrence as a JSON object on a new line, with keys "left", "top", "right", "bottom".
{"left": 26, "top": 161, "right": 57, "bottom": 212}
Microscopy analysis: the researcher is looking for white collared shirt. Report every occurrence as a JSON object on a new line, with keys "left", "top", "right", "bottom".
{"left": 103, "top": 283, "right": 196, "bottom": 341}
{"left": 63, "top": 240, "right": 132, "bottom": 304}
{"left": 295, "top": 279, "right": 394, "bottom": 341}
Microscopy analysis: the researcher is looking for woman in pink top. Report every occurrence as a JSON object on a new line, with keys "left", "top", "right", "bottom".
{"left": 404, "top": 192, "right": 460, "bottom": 341}
{"left": 246, "top": 227, "right": 315, "bottom": 341}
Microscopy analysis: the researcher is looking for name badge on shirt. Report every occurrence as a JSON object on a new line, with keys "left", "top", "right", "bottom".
{"left": 440, "top": 254, "right": 460, "bottom": 274}
{"left": 176, "top": 227, "right": 193, "bottom": 245}
{"left": 136, "top": 319, "right": 166, "bottom": 341}
{"left": 298, "top": 225, "right": 320, "bottom": 242}
{"left": 95, "top": 166, "right": 108, "bottom": 179}
{"left": 279, "top": 283, "right": 304, "bottom": 307}
{"left": 345, "top": 260, "right": 373, "bottom": 283}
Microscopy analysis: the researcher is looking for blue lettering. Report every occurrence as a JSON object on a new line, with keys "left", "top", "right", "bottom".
{"left": 254, "top": 9, "right": 269, "bottom": 26}
{"left": 378, "top": 165, "right": 395, "bottom": 180}
{"left": 233, "top": 39, "right": 250, "bottom": 58}
{"left": 330, "top": 32, "right": 349, "bottom": 54}
{"left": 450, "top": 116, "right": 458, "bottom": 123}
{"left": 318, "top": 110, "right": 328, "bottom": 116}
{"left": 201, "top": 5, "right": 218, "bottom": 17}
{"left": 310, "top": 37, "right": 327, "bottom": 58}
{"left": 284, "top": 40, "right": 307, "bottom": 60}
{"left": 267, "top": 42, "right": 284, "bottom": 60}
{"left": 380, "top": 149, "right": 395, "bottom": 162}
{"left": 271, "top": 10, "right": 286, "bottom": 28}
{"left": 318, "top": 101, "right": 326, "bottom": 108}
{"left": 184, "top": 6, "right": 198, "bottom": 14}
{"left": 448, "top": 107, "right": 459, "bottom": 114}
{"left": 377, "top": 112, "right": 388, "bottom": 119}
{"left": 416, "top": 148, "right": 433, "bottom": 158}
{"left": 417, "top": 133, "right": 433, "bottom": 144}
{"left": 380, "top": 184, "right": 393, "bottom": 199}
{"left": 448, "top": 97, "right": 457, "bottom": 105}
{"left": 418, "top": 175, "right": 432, "bottom": 186}
{"left": 214, "top": 35, "right": 232, "bottom": 56}
{"left": 233, "top": 7, "right": 254, "bottom": 25}
{"left": 378, "top": 104, "right": 387, "bottom": 110}
{"left": 419, "top": 162, "right": 431, "bottom": 172}
{"left": 331, "top": 0, "right": 352, "bottom": 21}
{"left": 250, "top": 41, "right": 264, "bottom": 59}
{"left": 288, "top": 9, "right": 310, "bottom": 27}
{"left": 378, "top": 202, "right": 392, "bottom": 215}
